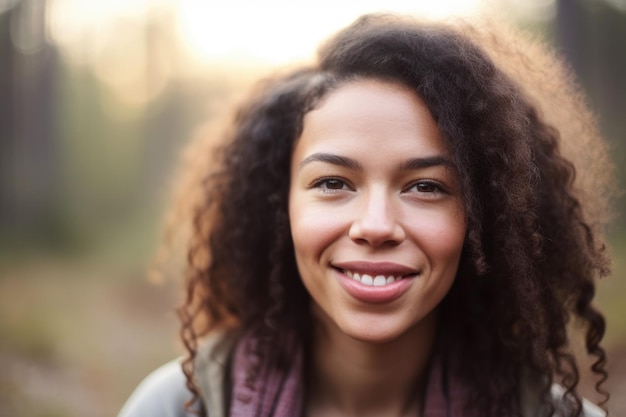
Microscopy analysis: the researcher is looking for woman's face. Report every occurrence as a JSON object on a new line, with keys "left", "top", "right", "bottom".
{"left": 288, "top": 79, "right": 466, "bottom": 344}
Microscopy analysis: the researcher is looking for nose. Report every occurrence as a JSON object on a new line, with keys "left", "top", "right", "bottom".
{"left": 348, "top": 190, "right": 406, "bottom": 247}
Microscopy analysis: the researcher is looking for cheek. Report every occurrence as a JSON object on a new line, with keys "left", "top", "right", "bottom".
{"left": 289, "top": 203, "right": 346, "bottom": 262}
{"left": 288, "top": 204, "right": 341, "bottom": 302}
{"left": 409, "top": 208, "right": 466, "bottom": 263}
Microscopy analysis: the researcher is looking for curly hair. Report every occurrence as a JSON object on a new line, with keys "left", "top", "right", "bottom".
{"left": 173, "top": 14, "right": 614, "bottom": 417}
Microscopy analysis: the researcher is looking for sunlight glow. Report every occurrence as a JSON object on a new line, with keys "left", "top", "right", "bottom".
{"left": 49, "top": 0, "right": 164, "bottom": 47}
{"left": 176, "top": 0, "right": 486, "bottom": 65}
{"left": 46, "top": 0, "right": 487, "bottom": 104}
{"left": 48, "top": 0, "right": 174, "bottom": 107}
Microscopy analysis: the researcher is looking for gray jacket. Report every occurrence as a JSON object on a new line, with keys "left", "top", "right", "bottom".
{"left": 118, "top": 334, "right": 606, "bottom": 417}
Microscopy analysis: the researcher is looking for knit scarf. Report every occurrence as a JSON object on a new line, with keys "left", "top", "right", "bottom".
{"left": 228, "top": 331, "right": 476, "bottom": 417}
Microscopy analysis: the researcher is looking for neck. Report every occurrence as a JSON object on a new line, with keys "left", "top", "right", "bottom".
{"left": 306, "top": 308, "right": 438, "bottom": 417}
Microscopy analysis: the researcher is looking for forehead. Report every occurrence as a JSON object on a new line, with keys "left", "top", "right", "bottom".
{"left": 295, "top": 78, "right": 446, "bottom": 158}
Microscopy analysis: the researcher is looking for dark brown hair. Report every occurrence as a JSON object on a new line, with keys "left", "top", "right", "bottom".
{"left": 174, "top": 14, "right": 614, "bottom": 417}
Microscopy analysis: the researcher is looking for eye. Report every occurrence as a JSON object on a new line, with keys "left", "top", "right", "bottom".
{"left": 311, "top": 177, "right": 352, "bottom": 192}
{"left": 323, "top": 179, "right": 345, "bottom": 189}
{"left": 405, "top": 180, "right": 446, "bottom": 196}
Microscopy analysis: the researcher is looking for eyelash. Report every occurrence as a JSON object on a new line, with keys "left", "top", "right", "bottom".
{"left": 310, "top": 177, "right": 353, "bottom": 193}
{"left": 310, "top": 177, "right": 448, "bottom": 196}
{"left": 404, "top": 180, "right": 448, "bottom": 196}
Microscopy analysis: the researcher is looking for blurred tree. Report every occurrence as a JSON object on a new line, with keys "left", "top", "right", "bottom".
{"left": 0, "top": 0, "right": 64, "bottom": 253}
{"left": 0, "top": 4, "right": 17, "bottom": 245}
{"left": 555, "top": 0, "right": 626, "bottom": 228}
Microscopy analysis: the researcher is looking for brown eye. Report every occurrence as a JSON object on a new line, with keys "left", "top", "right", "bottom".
{"left": 324, "top": 179, "right": 345, "bottom": 189}
{"left": 311, "top": 177, "right": 353, "bottom": 193}
{"left": 415, "top": 182, "right": 437, "bottom": 193}
{"left": 405, "top": 180, "right": 446, "bottom": 196}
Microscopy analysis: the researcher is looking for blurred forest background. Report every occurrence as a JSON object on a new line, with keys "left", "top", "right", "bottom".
{"left": 0, "top": 0, "right": 625, "bottom": 416}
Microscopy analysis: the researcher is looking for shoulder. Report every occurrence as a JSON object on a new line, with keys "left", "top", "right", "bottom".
{"left": 520, "top": 368, "right": 606, "bottom": 417}
{"left": 549, "top": 384, "right": 606, "bottom": 417}
{"left": 193, "top": 330, "right": 237, "bottom": 417}
{"left": 117, "top": 360, "right": 199, "bottom": 417}
{"left": 117, "top": 331, "right": 236, "bottom": 417}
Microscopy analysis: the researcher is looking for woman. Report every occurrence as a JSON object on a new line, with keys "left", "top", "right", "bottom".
{"left": 119, "top": 14, "right": 614, "bottom": 417}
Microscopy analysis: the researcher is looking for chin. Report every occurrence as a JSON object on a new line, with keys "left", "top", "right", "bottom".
{"left": 337, "top": 319, "right": 414, "bottom": 345}
{"left": 347, "top": 332, "right": 402, "bottom": 345}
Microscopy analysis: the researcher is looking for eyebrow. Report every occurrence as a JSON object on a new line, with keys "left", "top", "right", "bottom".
{"left": 400, "top": 155, "right": 453, "bottom": 170}
{"left": 299, "top": 152, "right": 453, "bottom": 171}
{"left": 299, "top": 153, "right": 363, "bottom": 170}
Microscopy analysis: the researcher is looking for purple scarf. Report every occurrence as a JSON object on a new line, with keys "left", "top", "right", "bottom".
{"left": 229, "top": 331, "right": 476, "bottom": 417}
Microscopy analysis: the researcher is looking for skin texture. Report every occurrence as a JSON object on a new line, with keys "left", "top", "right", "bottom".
{"left": 288, "top": 79, "right": 466, "bottom": 416}
{"left": 289, "top": 79, "right": 466, "bottom": 344}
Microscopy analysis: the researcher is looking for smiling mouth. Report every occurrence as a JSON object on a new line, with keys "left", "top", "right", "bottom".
{"left": 341, "top": 269, "right": 418, "bottom": 287}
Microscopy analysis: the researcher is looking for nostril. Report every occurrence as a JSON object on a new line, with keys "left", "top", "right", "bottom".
{"left": 348, "top": 219, "right": 406, "bottom": 246}
{"left": 349, "top": 211, "right": 405, "bottom": 238}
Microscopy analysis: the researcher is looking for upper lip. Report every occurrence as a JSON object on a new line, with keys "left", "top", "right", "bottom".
{"left": 331, "top": 261, "right": 418, "bottom": 277}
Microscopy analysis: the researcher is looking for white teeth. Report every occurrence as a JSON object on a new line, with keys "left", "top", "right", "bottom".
{"left": 361, "top": 274, "right": 373, "bottom": 286}
{"left": 373, "top": 275, "right": 386, "bottom": 286}
{"left": 343, "top": 270, "right": 402, "bottom": 287}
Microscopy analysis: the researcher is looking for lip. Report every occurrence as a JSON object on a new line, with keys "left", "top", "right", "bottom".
{"left": 332, "top": 261, "right": 418, "bottom": 304}
{"left": 332, "top": 261, "right": 418, "bottom": 277}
